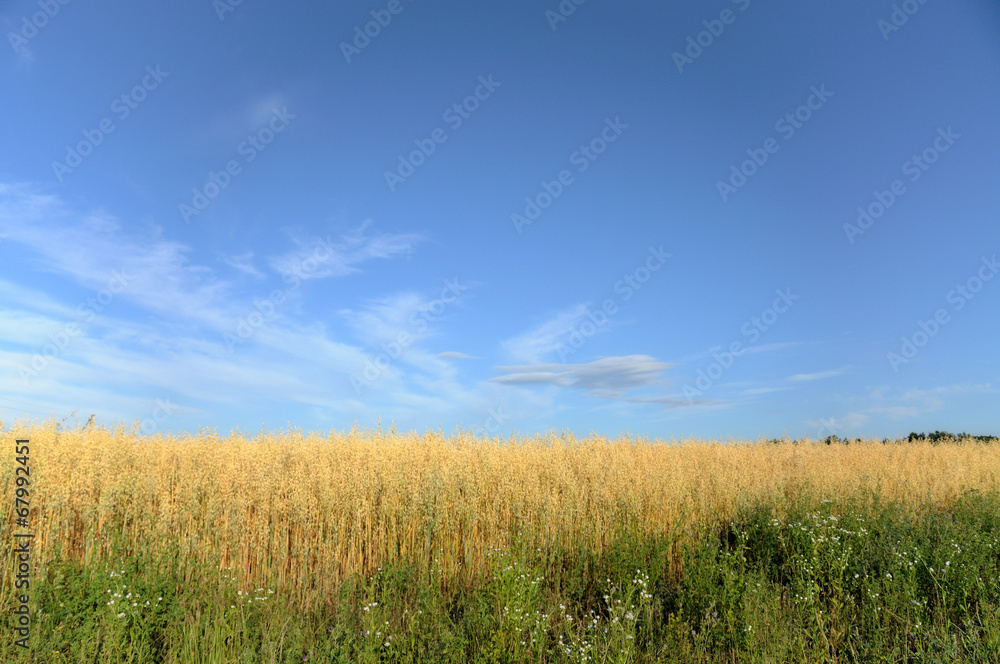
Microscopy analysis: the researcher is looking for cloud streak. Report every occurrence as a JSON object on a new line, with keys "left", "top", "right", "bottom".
{"left": 492, "top": 355, "right": 674, "bottom": 399}
{"left": 500, "top": 304, "right": 600, "bottom": 364}
{"left": 269, "top": 220, "right": 422, "bottom": 281}
{"left": 788, "top": 368, "right": 847, "bottom": 382}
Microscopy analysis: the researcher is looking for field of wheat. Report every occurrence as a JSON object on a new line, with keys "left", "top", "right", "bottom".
{"left": 0, "top": 422, "right": 1000, "bottom": 661}
{"left": 4, "top": 421, "right": 998, "bottom": 605}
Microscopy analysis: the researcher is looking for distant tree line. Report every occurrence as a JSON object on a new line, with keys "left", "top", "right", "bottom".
{"left": 818, "top": 431, "right": 999, "bottom": 445}
{"left": 761, "top": 431, "right": 999, "bottom": 445}
{"left": 904, "top": 430, "right": 999, "bottom": 443}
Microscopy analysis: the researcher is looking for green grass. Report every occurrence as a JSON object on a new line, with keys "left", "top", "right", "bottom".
{"left": 5, "top": 490, "right": 1000, "bottom": 663}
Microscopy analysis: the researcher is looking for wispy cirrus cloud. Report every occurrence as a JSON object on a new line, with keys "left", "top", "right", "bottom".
{"left": 741, "top": 386, "right": 791, "bottom": 396}
{"left": 340, "top": 292, "right": 433, "bottom": 346}
{"left": 677, "top": 340, "right": 805, "bottom": 365}
{"left": 337, "top": 282, "right": 477, "bottom": 399}
{"left": 735, "top": 366, "right": 845, "bottom": 401}
{"left": 788, "top": 368, "right": 847, "bottom": 382}
{"left": 500, "top": 303, "right": 607, "bottom": 363}
{"left": 0, "top": 182, "right": 450, "bottom": 431}
{"left": 741, "top": 341, "right": 805, "bottom": 355}
{"left": 269, "top": 220, "right": 421, "bottom": 280}
{"left": 221, "top": 251, "right": 266, "bottom": 279}
{"left": 1, "top": 184, "right": 422, "bottom": 331}
{"left": 0, "top": 182, "right": 233, "bottom": 329}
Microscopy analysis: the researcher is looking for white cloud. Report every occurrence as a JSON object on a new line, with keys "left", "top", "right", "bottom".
{"left": 0, "top": 277, "right": 79, "bottom": 320}
{"left": 0, "top": 182, "right": 233, "bottom": 329}
{"left": 626, "top": 394, "right": 718, "bottom": 408}
{"left": 269, "top": 220, "right": 421, "bottom": 280}
{"left": 438, "top": 351, "right": 479, "bottom": 359}
{"left": 807, "top": 412, "right": 868, "bottom": 435}
{"left": 221, "top": 251, "right": 266, "bottom": 279}
{"left": 339, "top": 279, "right": 470, "bottom": 361}
{"left": 340, "top": 292, "right": 432, "bottom": 346}
{"left": 788, "top": 368, "right": 847, "bottom": 382}
{"left": 500, "top": 304, "right": 598, "bottom": 363}
{"left": 492, "top": 355, "right": 674, "bottom": 399}
{"left": 741, "top": 386, "right": 791, "bottom": 396}
{"left": 0, "top": 183, "right": 456, "bottom": 431}
{"left": 678, "top": 340, "right": 803, "bottom": 365}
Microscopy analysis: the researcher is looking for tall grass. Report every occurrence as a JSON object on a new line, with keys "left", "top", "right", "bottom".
{"left": 3, "top": 420, "right": 998, "bottom": 608}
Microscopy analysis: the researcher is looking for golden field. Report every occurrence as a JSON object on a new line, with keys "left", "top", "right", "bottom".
{"left": 2, "top": 421, "right": 998, "bottom": 608}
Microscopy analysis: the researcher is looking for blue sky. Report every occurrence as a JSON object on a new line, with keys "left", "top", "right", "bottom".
{"left": 2, "top": 0, "right": 998, "bottom": 440}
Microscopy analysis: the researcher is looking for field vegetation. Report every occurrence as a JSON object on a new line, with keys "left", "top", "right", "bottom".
{"left": 2, "top": 420, "right": 999, "bottom": 662}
